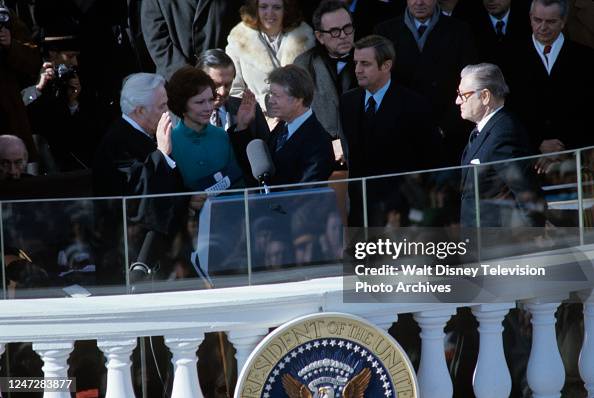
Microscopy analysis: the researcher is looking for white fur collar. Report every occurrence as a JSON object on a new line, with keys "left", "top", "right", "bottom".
{"left": 227, "top": 22, "right": 315, "bottom": 69}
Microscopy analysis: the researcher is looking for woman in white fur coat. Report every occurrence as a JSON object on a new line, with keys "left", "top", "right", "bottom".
{"left": 226, "top": 0, "right": 315, "bottom": 123}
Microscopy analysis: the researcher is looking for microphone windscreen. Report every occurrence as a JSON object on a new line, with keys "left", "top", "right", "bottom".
{"left": 246, "top": 139, "right": 275, "bottom": 179}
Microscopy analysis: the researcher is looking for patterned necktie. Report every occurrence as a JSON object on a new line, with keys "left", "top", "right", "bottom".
{"left": 417, "top": 24, "right": 427, "bottom": 37}
{"left": 210, "top": 109, "right": 222, "bottom": 128}
{"left": 495, "top": 20, "right": 505, "bottom": 37}
{"left": 543, "top": 45, "right": 552, "bottom": 66}
{"left": 276, "top": 123, "right": 289, "bottom": 152}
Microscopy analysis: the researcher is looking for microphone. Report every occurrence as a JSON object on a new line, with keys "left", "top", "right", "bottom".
{"left": 246, "top": 139, "right": 275, "bottom": 194}
{"left": 129, "top": 230, "right": 158, "bottom": 285}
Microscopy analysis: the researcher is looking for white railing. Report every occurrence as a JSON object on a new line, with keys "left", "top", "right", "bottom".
{"left": 0, "top": 274, "right": 592, "bottom": 398}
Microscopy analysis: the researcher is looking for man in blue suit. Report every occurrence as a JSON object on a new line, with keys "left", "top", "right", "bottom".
{"left": 457, "top": 63, "right": 545, "bottom": 227}
{"left": 266, "top": 65, "right": 334, "bottom": 185}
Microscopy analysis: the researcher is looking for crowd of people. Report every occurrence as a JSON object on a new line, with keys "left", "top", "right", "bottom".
{"left": 1, "top": 0, "right": 593, "bottom": 267}
{"left": 1, "top": 0, "right": 594, "bottom": 286}
{"left": 0, "top": 0, "right": 591, "bottom": 200}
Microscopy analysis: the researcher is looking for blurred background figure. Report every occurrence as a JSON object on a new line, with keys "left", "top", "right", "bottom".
{"left": 23, "top": 35, "right": 101, "bottom": 172}
{"left": 226, "top": 0, "right": 315, "bottom": 128}
{"left": 0, "top": 6, "right": 41, "bottom": 161}
{"left": 0, "top": 134, "right": 29, "bottom": 180}
{"left": 142, "top": 0, "right": 243, "bottom": 79}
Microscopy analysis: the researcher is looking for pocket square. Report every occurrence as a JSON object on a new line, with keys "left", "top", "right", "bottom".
{"left": 470, "top": 158, "right": 481, "bottom": 165}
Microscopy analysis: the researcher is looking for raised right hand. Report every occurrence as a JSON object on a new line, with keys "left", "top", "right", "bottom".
{"left": 156, "top": 112, "right": 173, "bottom": 156}
{"left": 36, "top": 62, "right": 55, "bottom": 91}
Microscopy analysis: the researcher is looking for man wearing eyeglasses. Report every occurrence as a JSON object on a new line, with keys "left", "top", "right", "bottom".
{"left": 295, "top": 0, "right": 357, "bottom": 166}
{"left": 0, "top": 135, "right": 29, "bottom": 180}
{"left": 457, "top": 63, "right": 544, "bottom": 227}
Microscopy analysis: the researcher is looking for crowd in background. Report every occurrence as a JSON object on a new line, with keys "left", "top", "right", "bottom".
{"left": 1, "top": 1, "right": 594, "bottom": 397}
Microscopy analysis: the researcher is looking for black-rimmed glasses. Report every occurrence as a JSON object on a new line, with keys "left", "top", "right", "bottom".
{"left": 318, "top": 23, "right": 355, "bottom": 38}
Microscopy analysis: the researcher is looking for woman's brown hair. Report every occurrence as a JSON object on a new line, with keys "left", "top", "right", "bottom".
{"left": 240, "top": 0, "right": 303, "bottom": 32}
{"left": 166, "top": 66, "right": 215, "bottom": 118}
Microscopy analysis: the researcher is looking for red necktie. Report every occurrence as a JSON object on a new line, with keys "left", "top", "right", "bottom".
{"left": 544, "top": 45, "right": 552, "bottom": 66}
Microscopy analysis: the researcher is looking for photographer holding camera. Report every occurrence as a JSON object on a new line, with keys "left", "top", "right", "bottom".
{"left": 0, "top": 6, "right": 41, "bottom": 164}
{"left": 23, "top": 36, "right": 100, "bottom": 172}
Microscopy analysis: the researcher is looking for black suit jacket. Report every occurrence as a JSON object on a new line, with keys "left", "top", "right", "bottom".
{"left": 340, "top": 82, "right": 442, "bottom": 226}
{"left": 460, "top": 1, "right": 531, "bottom": 75}
{"left": 267, "top": 113, "right": 334, "bottom": 185}
{"left": 507, "top": 38, "right": 594, "bottom": 150}
{"left": 93, "top": 117, "right": 182, "bottom": 197}
{"left": 375, "top": 13, "right": 477, "bottom": 165}
{"left": 460, "top": 108, "right": 544, "bottom": 227}
{"left": 340, "top": 81, "right": 441, "bottom": 178}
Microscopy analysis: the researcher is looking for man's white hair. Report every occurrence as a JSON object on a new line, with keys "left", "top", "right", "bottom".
{"left": 120, "top": 73, "right": 166, "bottom": 116}
{"left": 0, "top": 134, "right": 28, "bottom": 162}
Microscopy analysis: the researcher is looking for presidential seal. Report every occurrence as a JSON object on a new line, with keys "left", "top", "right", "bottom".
{"left": 235, "top": 313, "right": 418, "bottom": 398}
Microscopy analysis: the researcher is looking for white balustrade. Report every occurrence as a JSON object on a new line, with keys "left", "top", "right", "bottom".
{"left": 227, "top": 328, "right": 268, "bottom": 374}
{"left": 32, "top": 341, "right": 74, "bottom": 398}
{"left": 98, "top": 338, "right": 137, "bottom": 398}
{"left": 580, "top": 291, "right": 594, "bottom": 398}
{"left": 414, "top": 307, "right": 457, "bottom": 398}
{"left": 0, "top": 270, "right": 591, "bottom": 397}
{"left": 165, "top": 332, "right": 205, "bottom": 398}
{"left": 472, "top": 303, "right": 514, "bottom": 398}
{"left": 526, "top": 301, "right": 565, "bottom": 398}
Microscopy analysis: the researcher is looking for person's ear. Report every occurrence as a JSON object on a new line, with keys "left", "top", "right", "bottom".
{"left": 314, "top": 30, "right": 324, "bottom": 44}
{"left": 380, "top": 59, "right": 393, "bottom": 73}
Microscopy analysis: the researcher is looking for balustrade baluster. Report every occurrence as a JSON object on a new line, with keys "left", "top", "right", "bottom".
{"left": 526, "top": 301, "right": 565, "bottom": 398}
{"left": 32, "top": 341, "right": 74, "bottom": 398}
{"left": 472, "top": 304, "right": 513, "bottom": 398}
{"left": 98, "top": 338, "right": 137, "bottom": 398}
{"left": 364, "top": 313, "right": 398, "bottom": 331}
{"left": 165, "top": 332, "right": 205, "bottom": 398}
{"left": 414, "top": 307, "right": 456, "bottom": 398}
{"left": 227, "top": 329, "right": 268, "bottom": 376}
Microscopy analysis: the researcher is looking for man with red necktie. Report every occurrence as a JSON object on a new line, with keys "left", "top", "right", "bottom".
{"left": 507, "top": 0, "right": 594, "bottom": 153}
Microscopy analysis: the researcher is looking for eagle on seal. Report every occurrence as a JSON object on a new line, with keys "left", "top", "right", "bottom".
{"left": 282, "top": 367, "right": 372, "bottom": 398}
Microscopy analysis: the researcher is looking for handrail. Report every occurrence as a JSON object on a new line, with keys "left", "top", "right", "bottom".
{"left": 2, "top": 145, "right": 592, "bottom": 204}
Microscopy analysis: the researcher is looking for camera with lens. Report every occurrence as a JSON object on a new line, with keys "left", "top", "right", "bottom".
{"left": 0, "top": 7, "right": 10, "bottom": 30}
{"left": 50, "top": 63, "right": 78, "bottom": 98}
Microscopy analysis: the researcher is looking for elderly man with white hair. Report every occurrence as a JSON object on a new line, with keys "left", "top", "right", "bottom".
{"left": 0, "top": 134, "right": 29, "bottom": 180}
{"left": 93, "top": 73, "right": 182, "bottom": 196}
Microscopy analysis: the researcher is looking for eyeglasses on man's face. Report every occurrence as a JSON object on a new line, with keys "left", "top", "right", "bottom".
{"left": 318, "top": 23, "right": 355, "bottom": 38}
{"left": 457, "top": 89, "right": 479, "bottom": 103}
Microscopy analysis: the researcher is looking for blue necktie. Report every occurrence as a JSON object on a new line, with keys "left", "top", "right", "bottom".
{"left": 276, "top": 123, "right": 289, "bottom": 151}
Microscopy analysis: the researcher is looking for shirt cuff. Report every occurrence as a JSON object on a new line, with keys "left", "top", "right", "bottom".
{"left": 162, "top": 152, "right": 176, "bottom": 169}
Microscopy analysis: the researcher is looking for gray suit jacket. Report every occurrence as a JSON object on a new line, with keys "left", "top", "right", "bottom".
{"left": 294, "top": 46, "right": 356, "bottom": 139}
{"left": 141, "top": 0, "right": 242, "bottom": 78}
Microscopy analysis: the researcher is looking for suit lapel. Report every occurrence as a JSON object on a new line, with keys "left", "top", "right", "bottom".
{"left": 375, "top": 82, "right": 402, "bottom": 127}
{"left": 465, "top": 110, "right": 505, "bottom": 162}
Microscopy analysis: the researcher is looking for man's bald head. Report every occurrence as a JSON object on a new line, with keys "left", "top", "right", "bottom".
{"left": 0, "top": 135, "right": 28, "bottom": 180}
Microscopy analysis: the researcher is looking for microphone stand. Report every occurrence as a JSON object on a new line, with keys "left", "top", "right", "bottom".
{"left": 258, "top": 173, "right": 271, "bottom": 195}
